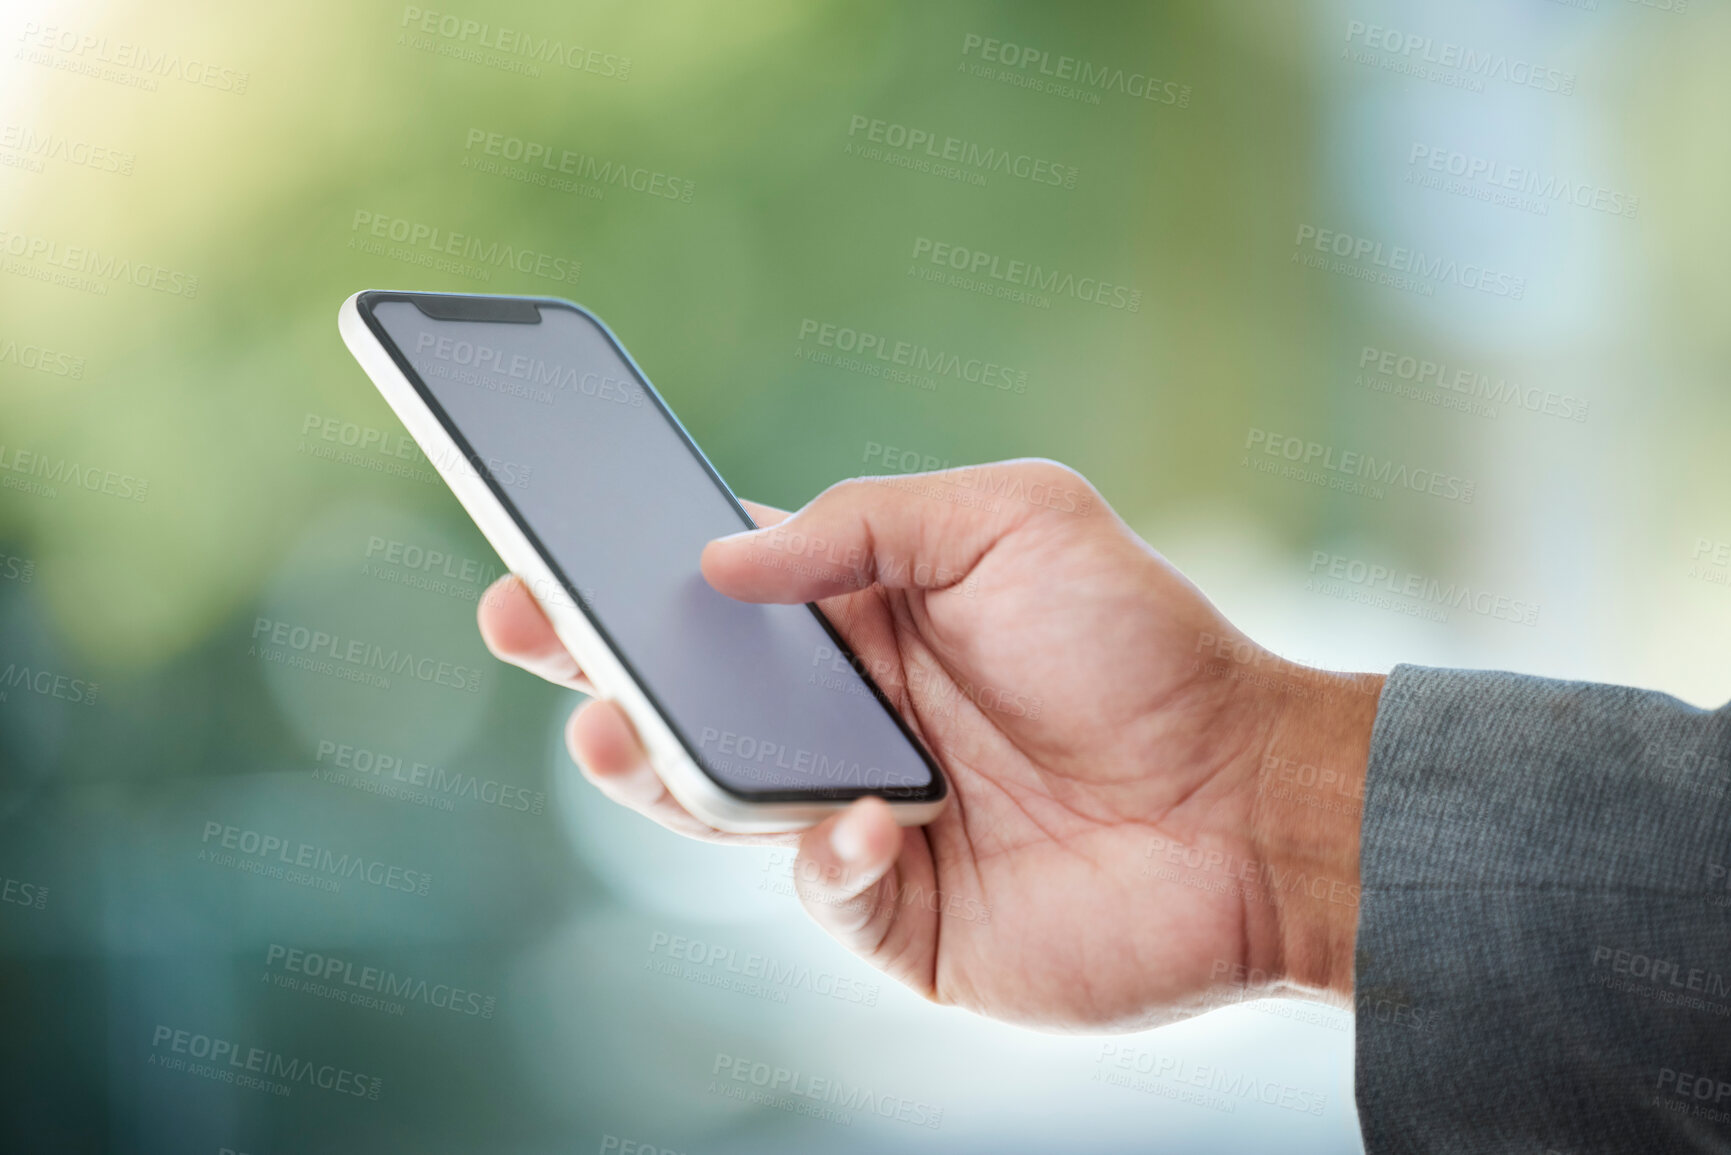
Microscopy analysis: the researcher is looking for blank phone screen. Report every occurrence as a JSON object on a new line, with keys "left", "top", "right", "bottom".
{"left": 365, "top": 295, "right": 939, "bottom": 801}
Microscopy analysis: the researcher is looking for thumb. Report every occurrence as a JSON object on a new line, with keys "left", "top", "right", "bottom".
{"left": 792, "top": 797, "right": 904, "bottom": 955}
{"left": 701, "top": 461, "right": 1075, "bottom": 604}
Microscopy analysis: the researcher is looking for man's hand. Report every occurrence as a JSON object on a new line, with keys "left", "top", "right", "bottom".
{"left": 478, "top": 460, "right": 1383, "bottom": 1032}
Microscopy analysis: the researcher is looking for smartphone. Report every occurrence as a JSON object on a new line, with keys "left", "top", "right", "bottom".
{"left": 337, "top": 291, "right": 947, "bottom": 832}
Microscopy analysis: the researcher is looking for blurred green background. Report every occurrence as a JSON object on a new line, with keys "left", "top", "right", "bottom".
{"left": 2, "top": 0, "right": 1728, "bottom": 1151}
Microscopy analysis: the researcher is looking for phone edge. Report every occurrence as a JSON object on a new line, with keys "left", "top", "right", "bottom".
{"left": 336, "top": 291, "right": 948, "bottom": 833}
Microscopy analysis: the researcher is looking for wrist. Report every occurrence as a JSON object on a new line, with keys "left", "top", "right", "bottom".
{"left": 1246, "top": 660, "right": 1384, "bottom": 1002}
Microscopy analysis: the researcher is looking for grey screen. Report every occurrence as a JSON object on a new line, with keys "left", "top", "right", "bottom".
{"left": 368, "top": 297, "right": 935, "bottom": 797}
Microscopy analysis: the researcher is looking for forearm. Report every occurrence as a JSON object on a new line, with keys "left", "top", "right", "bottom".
{"left": 1352, "top": 666, "right": 1731, "bottom": 1151}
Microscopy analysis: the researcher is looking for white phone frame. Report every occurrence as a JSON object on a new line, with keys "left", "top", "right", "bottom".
{"left": 337, "top": 290, "right": 948, "bottom": 833}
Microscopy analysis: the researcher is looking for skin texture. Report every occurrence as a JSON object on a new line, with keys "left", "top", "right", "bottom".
{"left": 478, "top": 460, "right": 1383, "bottom": 1034}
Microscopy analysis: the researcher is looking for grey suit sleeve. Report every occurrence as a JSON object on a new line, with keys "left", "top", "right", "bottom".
{"left": 1354, "top": 665, "right": 1731, "bottom": 1154}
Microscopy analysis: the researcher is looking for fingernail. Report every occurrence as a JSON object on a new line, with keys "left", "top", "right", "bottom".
{"left": 830, "top": 805, "right": 872, "bottom": 865}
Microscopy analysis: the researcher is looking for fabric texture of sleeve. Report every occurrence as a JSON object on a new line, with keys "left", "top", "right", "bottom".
{"left": 1354, "top": 664, "right": 1731, "bottom": 1154}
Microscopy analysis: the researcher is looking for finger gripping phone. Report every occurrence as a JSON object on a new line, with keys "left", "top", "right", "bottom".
{"left": 338, "top": 291, "right": 947, "bottom": 832}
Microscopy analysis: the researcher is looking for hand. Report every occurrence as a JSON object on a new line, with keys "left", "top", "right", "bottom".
{"left": 478, "top": 460, "right": 1383, "bottom": 1032}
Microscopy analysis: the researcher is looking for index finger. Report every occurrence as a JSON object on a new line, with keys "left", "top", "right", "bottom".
{"left": 700, "top": 462, "right": 1084, "bottom": 604}
{"left": 477, "top": 575, "right": 593, "bottom": 692}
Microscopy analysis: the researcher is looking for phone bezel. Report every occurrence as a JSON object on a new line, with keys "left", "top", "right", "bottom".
{"left": 354, "top": 290, "right": 947, "bottom": 808}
